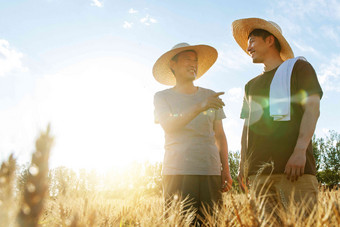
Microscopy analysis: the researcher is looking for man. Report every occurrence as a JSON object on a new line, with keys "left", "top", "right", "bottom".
{"left": 232, "top": 18, "right": 322, "bottom": 217}
{"left": 153, "top": 43, "right": 233, "bottom": 223}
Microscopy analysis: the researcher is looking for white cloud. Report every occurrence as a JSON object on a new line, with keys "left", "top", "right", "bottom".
{"left": 91, "top": 0, "right": 103, "bottom": 8}
{"left": 129, "top": 8, "right": 138, "bottom": 14}
{"left": 149, "top": 18, "right": 157, "bottom": 23}
{"left": 0, "top": 39, "right": 27, "bottom": 77}
{"left": 226, "top": 87, "right": 243, "bottom": 102}
{"left": 223, "top": 118, "right": 243, "bottom": 152}
{"left": 215, "top": 43, "right": 250, "bottom": 71}
{"left": 292, "top": 41, "right": 318, "bottom": 54}
{"left": 318, "top": 55, "right": 340, "bottom": 92}
{"left": 314, "top": 127, "right": 331, "bottom": 139}
{"left": 320, "top": 25, "right": 340, "bottom": 45}
{"left": 123, "top": 21, "right": 133, "bottom": 29}
{"left": 275, "top": 0, "right": 325, "bottom": 19}
{"left": 322, "top": 128, "right": 330, "bottom": 134}
{"left": 323, "top": 0, "right": 340, "bottom": 20}
{"left": 320, "top": 26, "right": 339, "bottom": 41}
{"left": 273, "top": 0, "right": 340, "bottom": 20}
{"left": 140, "top": 14, "right": 157, "bottom": 26}
{"left": 219, "top": 87, "right": 244, "bottom": 152}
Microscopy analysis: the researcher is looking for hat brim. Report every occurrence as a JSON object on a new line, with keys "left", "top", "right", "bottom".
{"left": 232, "top": 18, "right": 294, "bottom": 61}
{"left": 152, "top": 45, "right": 218, "bottom": 86}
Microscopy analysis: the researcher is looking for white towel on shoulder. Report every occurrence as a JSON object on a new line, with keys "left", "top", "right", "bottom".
{"left": 269, "top": 56, "right": 307, "bottom": 121}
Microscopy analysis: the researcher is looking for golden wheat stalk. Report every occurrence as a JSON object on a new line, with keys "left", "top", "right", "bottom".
{"left": 0, "top": 154, "right": 16, "bottom": 196}
{"left": 17, "top": 124, "right": 54, "bottom": 227}
{"left": 0, "top": 154, "right": 17, "bottom": 227}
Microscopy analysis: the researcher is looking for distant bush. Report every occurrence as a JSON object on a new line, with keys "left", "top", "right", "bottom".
{"left": 313, "top": 130, "right": 340, "bottom": 188}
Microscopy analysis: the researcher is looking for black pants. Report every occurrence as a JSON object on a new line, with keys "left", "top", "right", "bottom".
{"left": 163, "top": 175, "right": 222, "bottom": 224}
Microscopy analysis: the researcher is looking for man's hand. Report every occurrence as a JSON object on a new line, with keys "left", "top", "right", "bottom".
{"left": 284, "top": 150, "right": 306, "bottom": 182}
{"left": 221, "top": 170, "right": 233, "bottom": 192}
{"left": 201, "top": 92, "right": 225, "bottom": 111}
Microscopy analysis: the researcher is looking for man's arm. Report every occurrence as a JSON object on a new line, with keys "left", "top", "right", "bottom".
{"left": 159, "top": 92, "right": 225, "bottom": 133}
{"left": 238, "top": 120, "right": 248, "bottom": 192}
{"left": 214, "top": 120, "right": 233, "bottom": 192}
{"left": 285, "top": 94, "right": 320, "bottom": 181}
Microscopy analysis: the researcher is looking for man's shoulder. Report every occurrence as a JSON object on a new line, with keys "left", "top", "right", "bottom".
{"left": 246, "top": 74, "right": 263, "bottom": 87}
{"left": 199, "top": 87, "right": 215, "bottom": 94}
{"left": 198, "top": 87, "right": 222, "bottom": 97}
{"left": 293, "top": 59, "right": 315, "bottom": 72}
{"left": 154, "top": 88, "right": 172, "bottom": 98}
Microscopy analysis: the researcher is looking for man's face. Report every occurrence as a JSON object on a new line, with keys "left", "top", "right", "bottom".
{"left": 170, "top": 50, "right": 198, "bottom": 82}
{"left": 246, "top": 34, "right": 270, "bottom": 63}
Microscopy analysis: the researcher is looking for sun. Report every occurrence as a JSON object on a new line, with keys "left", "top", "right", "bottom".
{"left": 37, "top": 56, "right": 165, "bottom": 172}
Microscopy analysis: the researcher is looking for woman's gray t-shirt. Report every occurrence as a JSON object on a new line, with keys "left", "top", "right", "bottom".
{"left": 154, "top": 87, "right": 226, "bottom": 175}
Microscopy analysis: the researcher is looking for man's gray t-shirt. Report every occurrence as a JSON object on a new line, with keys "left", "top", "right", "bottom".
{"left": 154, "top": 87, "right": 226, "bottom": 176}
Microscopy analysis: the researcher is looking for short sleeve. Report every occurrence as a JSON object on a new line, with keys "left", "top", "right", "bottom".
{"left": 153, "top": 92, "right": 171, "bottom": 124}
{"left": 294, "top": 60, "right": 323, "bottom": 99}
{"left": 215, "top": 108, "right": 226, "bottom": 120}
{"left": 240, "top": 84, "right": 249, "bottom": 119}
{"left": 208, "top": 89, "right": 226, "bottom": 120}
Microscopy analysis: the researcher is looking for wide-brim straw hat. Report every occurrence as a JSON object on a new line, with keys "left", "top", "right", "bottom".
{"left": 152, "top": 43, "right": 218, "bottom": 86}
{"left": 232, "top": 18, "right": 294, "bottom": 61}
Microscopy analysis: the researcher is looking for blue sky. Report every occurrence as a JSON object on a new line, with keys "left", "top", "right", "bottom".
{"left": 1, "top": 0, "right": 340, "bottom": 170}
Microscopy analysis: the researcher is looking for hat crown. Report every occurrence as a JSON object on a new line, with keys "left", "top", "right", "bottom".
{"left": 268, "top": 21, "right": 282, "bottom": 34}
{"left": 171, "top": 42, "right": 190, "bottom": 50}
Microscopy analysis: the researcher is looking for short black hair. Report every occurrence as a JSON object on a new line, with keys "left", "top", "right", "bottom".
{"left": 248, "top": 29, "right": 281, "bottom": 52}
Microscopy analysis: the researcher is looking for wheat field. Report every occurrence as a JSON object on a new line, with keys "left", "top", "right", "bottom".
{"left": 0, "top": 126, "right": 339, "bottom": 227}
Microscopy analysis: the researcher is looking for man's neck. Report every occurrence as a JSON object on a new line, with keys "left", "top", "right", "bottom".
{"left": 263, "top": 55, "right": 284, "bottom": 72}
{"left": 173, "top": 82, "right": 197, "bottom": 94}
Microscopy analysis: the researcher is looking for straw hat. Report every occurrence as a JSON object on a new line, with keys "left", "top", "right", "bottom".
{"left": 152, "top": 43, "right": 218, "bottom": 85}
{"left": 232, "top": 18, "right": 294, "bottom": 61}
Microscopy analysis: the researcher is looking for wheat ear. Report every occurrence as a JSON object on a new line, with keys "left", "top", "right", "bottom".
{"left": 0, "top": 154, "right": 17, "bottom": 226}
{"left": 17, "top": 124, "right": 54, "bottom": 227}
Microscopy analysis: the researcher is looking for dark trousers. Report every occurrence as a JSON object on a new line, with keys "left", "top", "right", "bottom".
{"left": 163, "top": 175, "right": 222, "bottom": 224}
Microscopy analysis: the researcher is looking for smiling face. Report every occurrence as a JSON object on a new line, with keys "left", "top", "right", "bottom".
{"left": 246, "top": 34, "right": 271, "bottom": 64}
{"left": 170, "top": 50, "right": 198, "bottom": 84}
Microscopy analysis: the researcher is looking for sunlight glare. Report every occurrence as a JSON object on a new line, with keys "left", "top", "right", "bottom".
{"left": 34, "top": 56, "right": 164, "bottom": 172}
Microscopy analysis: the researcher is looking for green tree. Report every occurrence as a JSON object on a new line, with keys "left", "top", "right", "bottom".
{"left": 228, "top": 151, "right": 240, "bottom": 191}
{"left": 313, "top": 130, "right": 340, "bottom": 188}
